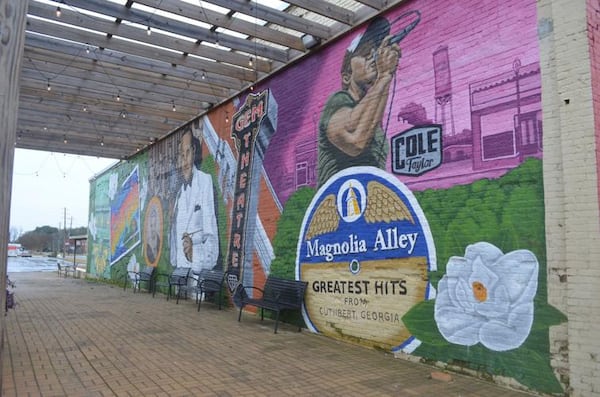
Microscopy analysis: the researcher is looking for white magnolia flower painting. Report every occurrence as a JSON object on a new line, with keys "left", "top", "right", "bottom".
{"left": 434, "top": 242, "right": 538, "bottom": 351}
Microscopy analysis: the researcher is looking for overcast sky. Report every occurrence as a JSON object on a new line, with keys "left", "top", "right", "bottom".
{"left": 10, "top": 149, "right": 116, "bottom": 234}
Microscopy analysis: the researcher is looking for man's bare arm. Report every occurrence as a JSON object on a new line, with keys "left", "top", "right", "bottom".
{"left": 327, "top": 38, "right": 400, "bottom": 156}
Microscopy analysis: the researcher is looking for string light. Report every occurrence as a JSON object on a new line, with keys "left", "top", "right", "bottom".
{"left": 30, "top": 2, "right": 252, "bottom": 158}
{"left": 35, "top": 3, "right": 243, "bottom": 156}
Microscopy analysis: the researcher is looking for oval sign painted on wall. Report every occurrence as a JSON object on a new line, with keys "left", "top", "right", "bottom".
{"left": 296, "top": 167, "right": 436, "bottom": 351}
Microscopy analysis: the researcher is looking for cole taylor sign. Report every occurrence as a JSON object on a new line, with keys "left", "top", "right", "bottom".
{"left": 391, "top": 124, "right": 442, "bottom": 176}
{"left": 296, "top": 167, "right": 437, "bottom": 351}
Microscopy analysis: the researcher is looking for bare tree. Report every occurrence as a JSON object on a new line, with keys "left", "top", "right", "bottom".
{"left": 9, "top": 227, "right": 21, "bottom": 242}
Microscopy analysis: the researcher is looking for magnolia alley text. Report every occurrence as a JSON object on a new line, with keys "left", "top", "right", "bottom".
{"left": 304, "top": 229, "right": 419, "bottom": 262}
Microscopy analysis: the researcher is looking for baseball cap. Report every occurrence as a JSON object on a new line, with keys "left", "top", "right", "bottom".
{"left": 341, "top": 16, "right": 390, "bottom": 74}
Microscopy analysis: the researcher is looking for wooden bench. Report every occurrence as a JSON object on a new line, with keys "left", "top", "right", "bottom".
{"left": 153, "top": 267, "right": 191, "bottom": 304}
{"left": 236, "top": 276, "right": 308, "bottom": 333}
{"left": 124, "top": 266, "right": 155, "bottom": 293}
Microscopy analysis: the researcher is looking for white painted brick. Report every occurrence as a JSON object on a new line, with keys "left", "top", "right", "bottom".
{"left": 541, "top": 0, "right": 600, "bottom": 395}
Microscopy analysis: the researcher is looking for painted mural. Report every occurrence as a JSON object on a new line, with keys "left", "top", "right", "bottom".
{"left": 87, "top": 0, "right": 566, "bottom": 394}
{"left": 297, "top": 166, "right": 436, "bottom": 351}
{"left": 88, "top": 171, "right": 111, "bottom": 278}
{"left": 169, "top": 124, "right": 219, "bottom": 274}
{"left": 109, "top": 166, "right": 141, "bottom": 264}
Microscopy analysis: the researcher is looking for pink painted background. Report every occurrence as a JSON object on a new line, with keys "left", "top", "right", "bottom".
{"left": 259, "top": 0, "right": 541, "bottom": 205}
{"left": 588, "top": 0, "right": 600, "bottom": 218}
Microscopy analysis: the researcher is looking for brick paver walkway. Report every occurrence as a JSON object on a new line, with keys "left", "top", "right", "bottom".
{"left": 2, "top": 272, "right": 538, "bottom": 397}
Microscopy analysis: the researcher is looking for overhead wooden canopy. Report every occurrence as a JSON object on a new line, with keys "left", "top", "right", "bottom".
{"left": 16, "top": 0, "right": 398, "bottom": 159}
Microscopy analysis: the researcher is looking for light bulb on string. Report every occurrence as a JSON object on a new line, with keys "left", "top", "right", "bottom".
{"left": 83, "top": 104, "right": 88, "bottom": 112}
{"left": 100, "top": 137, "right": 104, "bottom": 146}
{"left": 116, "top": 91, "right": 121, "bottom": 102}
{"left": 63, "top": 135, "right": 68, "bottom": 144}
{"left": 86, "top": 45, "right": 90, "bottom": 54}
{"left": 225, "top": 112, "right": 229, "bottom": 124}
{"left": 172, "top": 101, "right": 176, "bottom": 112}
{"left": 249, "top": 57, "right": 253, "bottom": 67}
{"left": 56, "top": 7, "right": 61, "bottom": 17}
{"left": 147, "top": 26, "right": 152, "bottom": 36}
{"left": 201, "top": 71, "right": 206, "bottom": 80}
{"left": 47, "top": 79, "right": 51, "bottom": 91}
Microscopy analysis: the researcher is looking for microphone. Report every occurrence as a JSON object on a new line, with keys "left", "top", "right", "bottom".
{"left": 389, "top": 10, "right": 421, "bottom": 45}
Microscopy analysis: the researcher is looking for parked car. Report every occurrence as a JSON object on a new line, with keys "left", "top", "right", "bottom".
{"left": 20, "top": 250, "right": 32, "bottom": 257}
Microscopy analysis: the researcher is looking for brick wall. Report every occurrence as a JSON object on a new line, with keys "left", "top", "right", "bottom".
{"left": 85, "top": 0, "right": 600, "bottom": 394}
{"left": 542, "top": 0, "right": 600, "bottom": 395}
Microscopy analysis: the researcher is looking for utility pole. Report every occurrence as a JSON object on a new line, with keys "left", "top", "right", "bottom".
{"left": 63, "top": 207, "right": 67, "bottom": 259}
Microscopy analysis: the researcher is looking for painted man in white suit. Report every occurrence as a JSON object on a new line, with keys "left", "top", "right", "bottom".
{"left": 170, "top": 125, "right": 218, "bottom": 274}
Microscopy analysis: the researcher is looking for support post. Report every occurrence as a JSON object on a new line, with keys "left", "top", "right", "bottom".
{"left": 0, "top": 0, "right": 30, "bottom": 388}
